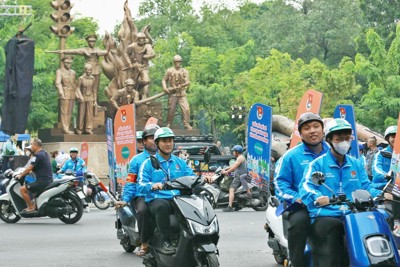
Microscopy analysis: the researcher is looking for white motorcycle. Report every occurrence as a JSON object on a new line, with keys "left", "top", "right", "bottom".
{"left": 0, "top": 168, "right": 84, "bottom": 224}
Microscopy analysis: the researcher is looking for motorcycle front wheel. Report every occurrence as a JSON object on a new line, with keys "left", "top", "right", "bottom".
{"left": 93, "top": 190, "right": 110, "bottom": 210}
{"left": 0, "top": 200, "right": 20, "bottom": 223}
{"left": 59, "top": 194, "right": 83, "bottom": 224}
{"left": 252, "top": 190, "right": 269, "bottom": 211}
{"left": 202, "top": 252, "right": 219, "bottom": 267}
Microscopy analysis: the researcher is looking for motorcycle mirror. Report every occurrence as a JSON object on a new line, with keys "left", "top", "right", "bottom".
{"left": 311, "top": 172, "right": 326, "bottom": 185}
{"left": 150, "top": 155, "right": 161, "bottom": 170}
{"left": 204, "top": 147, "right": 211, "bottom": 164}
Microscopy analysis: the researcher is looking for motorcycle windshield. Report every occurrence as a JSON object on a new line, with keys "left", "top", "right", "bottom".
{"left": 174, "top": 195, "right": 216, "bottom": 225}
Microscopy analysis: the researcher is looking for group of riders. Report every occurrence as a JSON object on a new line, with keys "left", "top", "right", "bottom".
{"left": 13, "top": 112, "right": 398, "bottom": 266}
{"left": 274, "top": 112, "right": 398, "bottom": 267}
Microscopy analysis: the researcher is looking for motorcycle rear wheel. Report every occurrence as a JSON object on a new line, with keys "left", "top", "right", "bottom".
{"left": 58, "top": 194, "right": 83, "bottom": 224}
{"left": 0, "top": 200, "right": 20, "bottom": 223}
{"left": 252, "top": 190, "right": 269, "bottom": 211}
{"left": 93, "top": 190, "right": 110, "bottom": 210}
{"left": 121, "top": 238, "right": 136, "bottom": 253}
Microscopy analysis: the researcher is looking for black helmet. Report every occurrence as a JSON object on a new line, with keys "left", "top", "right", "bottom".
{"left": 142, "top": 124, "right": 160, "bottom": 139}
{"left": 297, "top": 112, "right": 323, "bottom": 132}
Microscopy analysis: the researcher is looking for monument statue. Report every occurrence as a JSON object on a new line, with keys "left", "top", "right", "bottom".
{"left": 76, "top": 63, "right": 96, "bottom": 135}
{"left": 162, "top": 55, "right": 192, "bottom": 130}
{"left": 123, "top": 31, "right": 155, "bottom": 99}
{"left": 101, "top": 1, "right": 154, "bottom": 102}
{"left": 110, "top": 78, "right": 139, "bottom": 110}
{"left": 55, "top": 56, "right": 80, "bottom": 134}
{"left": 50, "top": 34, "right": 108, "bottom": 103}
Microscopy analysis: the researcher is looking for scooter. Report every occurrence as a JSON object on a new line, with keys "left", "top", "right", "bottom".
{"left": 201, "top": 167, "right": 268, "bottom": 211}
{"left": 0, "top": 168, "right": 84, "bottom": 224}
{"left": 82, "top": 172, "right": 111, "bottom": 210}
{"left": 115, "top": 203, "right": 141, "bottom": 252}
{"left": 143, "top": 156, "right": 220, "bottom": 267}
{"left": 265, "top": 172, "right": 400, "bottom": 267}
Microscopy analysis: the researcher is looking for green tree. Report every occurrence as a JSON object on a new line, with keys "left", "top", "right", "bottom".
{"left": 355, "top": 26, "right": 400, "bottom": 130}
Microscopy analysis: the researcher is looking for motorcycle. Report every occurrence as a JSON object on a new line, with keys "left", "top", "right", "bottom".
{"left": 265, "top": 172, "right": 400, "bottom": 267}
{"left": 200, "top": 167, "right": 268, "bottom": 211}
{"left": 0, "top": 168, "right": 84, "bottom": 224}
{"left": 82, "top": 172, "right": 111, "bottom": 210}
{"left": 142, "top": 156, "right": 220, "bottom": 267}
{"left": 115, "top": 203, "right": 141, "bottom": 252}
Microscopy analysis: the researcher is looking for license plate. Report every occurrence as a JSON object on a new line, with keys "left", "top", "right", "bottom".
{"left": 77, "top": 191, "right": 86, "bottom": 199}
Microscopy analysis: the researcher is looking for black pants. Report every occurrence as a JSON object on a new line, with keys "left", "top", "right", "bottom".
{"left": 288, "top": 208, "right": 311, "bottom": 267}
{"left": 131, "top": 197, "right": 153, "bottom": 243}
{"left": 148, "top": 198, "right": 172, "bottom": 238}
{"left": 311, "top": 217, "right": 348, "bottom": 267}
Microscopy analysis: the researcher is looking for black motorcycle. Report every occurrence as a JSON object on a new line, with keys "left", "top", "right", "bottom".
{"left": 143, "top": 156, "right": 220, "bottom": 267}
{"left": 200, "top": 167, "right": 268, "bottom": 211}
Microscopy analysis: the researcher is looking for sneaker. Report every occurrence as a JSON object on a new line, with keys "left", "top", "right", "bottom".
{"left": 160, "top": 240, "right": 176, "bottom": 255}
{"left": 393, "top": 225, "right": 400, "bottom": 237}
{"left": 84, "top": 207, "right": 90, "bottom": 213}
{"left": 222, "top": 206, "right": 234, "bottom": 212}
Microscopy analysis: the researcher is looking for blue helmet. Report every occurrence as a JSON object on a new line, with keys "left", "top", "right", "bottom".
{"left": 231, "top": 145, "right": 243, "bottom": 153}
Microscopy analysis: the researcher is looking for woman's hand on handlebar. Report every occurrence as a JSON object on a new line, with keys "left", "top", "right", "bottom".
{"left": 384, "top": 192, "right": 394, "bottom": 201}
{"left": 152, "top": 183, "right": 163, "bottom": 190}
{"left": 203, "top": 173, "right": 214, "bottom": 184}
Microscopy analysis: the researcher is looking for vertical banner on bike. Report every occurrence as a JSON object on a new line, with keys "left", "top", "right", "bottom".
{"left": 390, "top": 113, "right": 400, "bottom": 188}
{"left": 80, "top": 141, "right": 89, "bottom": 166}
{"left": 114, "top": 104, "right": 136, "bottom": 187}
{"left": 247, "top": 103, "right": 272, "bottom": 190}
{"left": 289, "top": 89, "right": 324, "bottom": 148}
{"left": 106, "top": 117, "right": 116, "bottom": 195}
{"left": 334, "top": 104, "right": 359, "bottom": 158}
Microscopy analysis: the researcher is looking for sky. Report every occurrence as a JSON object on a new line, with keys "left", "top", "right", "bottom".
{"left": 73, "top": 0, "right": 264, "bottom": 34}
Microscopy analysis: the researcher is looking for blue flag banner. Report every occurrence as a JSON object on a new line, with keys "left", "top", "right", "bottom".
{"left": 247, "top": 103, "right": 272, "bottom": 190}
{"left": 106, "top": 117, "right": 116, "bottom": 195}
{"left": 333, "top": 104, "right": 359, "bottom": 158}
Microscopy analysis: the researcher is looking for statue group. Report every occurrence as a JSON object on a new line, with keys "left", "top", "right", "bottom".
{"left": 50, "top": 1, "right": 192, "bottom": 134}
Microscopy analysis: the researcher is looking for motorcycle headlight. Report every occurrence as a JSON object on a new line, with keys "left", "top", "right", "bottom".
{"left": 365, "top": 236, "right": 392, "bottom": 257}
{"left": 188, "top": 217, "right": 219, "bottom": 235}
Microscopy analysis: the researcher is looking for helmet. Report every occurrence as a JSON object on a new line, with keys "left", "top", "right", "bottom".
{"left": 25, "top": 145, "right": 32, "bottom": 151}
{"left": 154, "top": 127, "right": 175, "bottom": 141}
{"left": 69, "top": 147, "right": 79, "bottom": 153}
{"left": 297, "top": 112, "right": 323, "bottom": 132}
{"left": 136, "top": 32, "right": 146, "bottom": 39}
{"left": 125, "top": 79, "right": 135, "bottom": 86}
{"left": 142, "top": 124, "right": 160, "bottom": 139}
{"left": 231, "top": 145, "right": 243, "bottom": 153}
{"left": 384, "top": 126, "right": 397, "bottom": 140}
{"left": 324, "top": 118, "right": 352, "bottom": 139}
{"left": 136, "top": 131, "right": 143, "bottom": 140}
{"left": 173, "top": 55, "right": 182, "bottom": 62}
{"left": 358, "top": 143, "right": 365, "bottom": 150}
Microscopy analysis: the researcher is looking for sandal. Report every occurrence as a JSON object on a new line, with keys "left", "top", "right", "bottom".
{"left": 22, "top": 208, "right": 35, "bottom": 213}
{"left": 136, "top": 246, "right": 149, "bottom": 257}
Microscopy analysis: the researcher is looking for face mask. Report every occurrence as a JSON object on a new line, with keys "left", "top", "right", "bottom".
{"left": 25, "top": 151, "right": 31, "bottom": 157}
{"left": 332, "top": 141, "right": 351, "bottom": 155}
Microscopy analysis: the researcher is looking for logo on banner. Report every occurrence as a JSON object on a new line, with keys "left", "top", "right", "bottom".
{"left": 306, "top": 94, "right": 313, "bottom": 110}
{"left": 121, "top": 109, "right": 127, "bottom": 123}
{"left": 257, "top": 106, "right": 263, "bottom": 120}
{"left": 339, "top": 107, "right": 346, "bottom": 119}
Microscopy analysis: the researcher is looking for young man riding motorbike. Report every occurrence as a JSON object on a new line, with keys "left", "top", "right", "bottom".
{"left": 116, "top": 124, "right": 160, "bottom": 256}
{"left": 299, "top": 118, "right": 382, "bottom": 267}
{"left": 15, "top": 138, "right": 53, "bottom": 213}
{"left": 137, "top": 127, "right": 195, "bottom": 254}
{"left": 274, "top": 112, "right": 329, "bottom": 267}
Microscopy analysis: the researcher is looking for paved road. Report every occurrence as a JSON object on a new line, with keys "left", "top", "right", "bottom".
{"left": 0, "top": 207, "right": 279, "bottom": 267}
